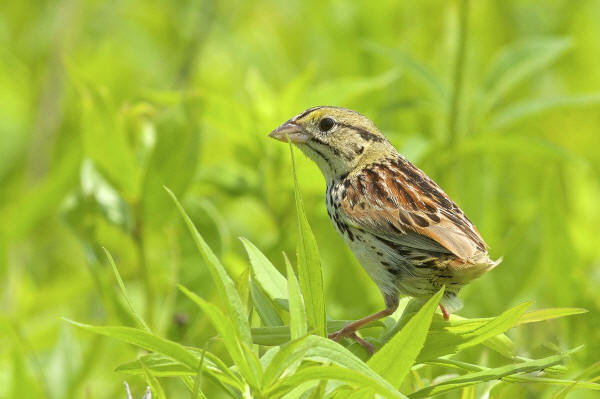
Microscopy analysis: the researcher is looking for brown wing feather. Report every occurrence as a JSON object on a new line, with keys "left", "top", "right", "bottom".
{"left": 339, "top": 156, "right": 487, "bottom": 261}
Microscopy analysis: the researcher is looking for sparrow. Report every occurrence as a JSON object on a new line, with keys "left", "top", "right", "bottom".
{"left": 269, "top": 106, "right": 500, "bottom": 353}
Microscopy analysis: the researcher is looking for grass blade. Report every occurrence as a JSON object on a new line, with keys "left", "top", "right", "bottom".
{"left": 116, "top": 352, "right": 241, "bottom": 389}
{"left": 417, "top": 302, "right": 531, "bottom": 362}
{"left": 368, "top": 288, "right": 444, "bottom": 387}
{"left": 63, "top": 319, "right": 199, "bottom": 369}
{"left": 103, "top": 248, "right": 151, "bottom": 333}
{"left": 140, "top": 358, "right": 167, "bottom": 399}
{"left": 250, "top": 280, "right": 283, "bottom": 327}
{"left": 165, "top": 187, "right": 252, "bottom": 346}
{"left": 268, "top": 365, "right": 408, "bottom": 399}
{"left": 409, "top": 351, "right": 575, "bottom": 398}
{"left": 178, "top": 285, "right": 259, "bottom": 388}
{"left": 517, "top": 307, "right": 588, "bottom": 325}
{"left": 285, "top": 254, "right": 307, "bottom": 340}
{"left": 240, "top": 237, "right": 288, "bottom": 301}
{"left": 289, "top": 142, "right": 326, "bottom": 337}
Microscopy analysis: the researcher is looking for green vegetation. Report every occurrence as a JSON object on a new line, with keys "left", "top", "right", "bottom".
{"left": 1, "top": 1, "right": 600, "bottom": 398}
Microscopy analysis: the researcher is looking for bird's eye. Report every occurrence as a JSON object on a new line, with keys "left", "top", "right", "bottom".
{"left": 318, "top": 117, "right": 335, "bottom": 132}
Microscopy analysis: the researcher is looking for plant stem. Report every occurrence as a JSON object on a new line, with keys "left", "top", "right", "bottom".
{"left": 447, "top": 0, "right": 470, "bottom": 148}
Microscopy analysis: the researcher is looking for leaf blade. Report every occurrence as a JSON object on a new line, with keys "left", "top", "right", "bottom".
{"left": 285, "top": 254, "right": 307, "bottom": 340}
{"left": 289, "top": 142, "right": 326, "bottom": 337}
{"left": 166, "top": 187, "right": 252, "bottom": 346}
{"left": 369, "top": 288, "right": 444, "bottom": 387}
{"left": 240, "top": 237, "right": 288, "bottom": 301}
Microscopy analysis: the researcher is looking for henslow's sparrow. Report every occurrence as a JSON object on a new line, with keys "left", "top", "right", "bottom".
{"left": 269, "top": 106, "right": 500, "bottom": 353}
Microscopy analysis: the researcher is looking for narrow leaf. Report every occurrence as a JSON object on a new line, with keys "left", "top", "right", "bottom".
{"left": 116, "top": 352, "right": 241, "bottom": 389}
{"left": 517, "top": 308, "right": 588, "bottom": 326}
{"left": 269, "top": 365, "right": 408, "bottom": 399}
{"left": 263, "top": 335, "right": 392, "bottom": 392}
{"left": 417, "top": 302, "right": 531, "bottom": 362}
{"left": 64, "top": 319, "right": 199, "bottom": 369}
{"left": 410, "top": 352, "right": 572, "bottom": 398}
{"left": 103, "top": 248, "right": 151, "bottom": 333}
{"left": 285, "top": 254, "right": 307, "bottom": 340}
{"left": 178, "top": 286, "right": 259, "bottom": 388}
{"left": 140, "top": 358, "right": 167, "bottom": 399}
{"left": 289, "top": 142, "right": 326, "bottom": 337}
{"left": 241, "top": 237, "right": 288, "bottom": 301}
{"left": 250, "top": 280, "right": 284, "bottom": 327}
{"left": 369, "top": 288, "right": 444, "bottom": 387}
{"left": 165, "top": 187, "right": 252, "bottom": 345}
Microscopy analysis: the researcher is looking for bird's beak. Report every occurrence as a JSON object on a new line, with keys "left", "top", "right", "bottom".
{"left": 268, "top": 121, "right": 310, "bottom": 144}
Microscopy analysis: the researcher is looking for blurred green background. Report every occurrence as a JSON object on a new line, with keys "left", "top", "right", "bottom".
{"left": 1, "top": 0, "right": 599, "bottom": 397}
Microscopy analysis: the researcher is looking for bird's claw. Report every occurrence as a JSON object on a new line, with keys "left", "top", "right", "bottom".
{"left": 328, "top": 324, "right": 374, "bottom": 354}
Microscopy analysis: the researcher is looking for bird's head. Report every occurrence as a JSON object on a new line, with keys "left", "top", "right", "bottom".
{"left": 269, "top": 106, "right": 394, "bottom": 181}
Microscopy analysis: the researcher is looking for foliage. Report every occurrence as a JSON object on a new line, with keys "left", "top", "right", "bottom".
{"left": 2, "top": 1, "right": 600, "bottom": 398}
{"left": 66, "top": 183, "right": 595, "bottom": 398}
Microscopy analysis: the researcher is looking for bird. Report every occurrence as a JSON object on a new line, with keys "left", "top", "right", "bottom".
{"left": 268, "top": 106, "right": 500, "bottom": 353}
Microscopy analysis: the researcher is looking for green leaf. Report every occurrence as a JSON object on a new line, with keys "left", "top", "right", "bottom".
{"left": 516, "top": 307, "right": 588, "bottom": 326}
{"left": 263, "top": 335, "right": 393, "bottom": 393}
{"left": 262, "top": 337, "right": 313, "bottom": 389}
{"left": 425, "top": 357, "right": 600, "bottom": 391}
{"left": 285, "top": 254, "right": 307, "bottom": 340}
{"left": 240, "top": 237, "right": 288, "bottom": 301}
{"left": 251, "top": 326, "right": 292, "bottom": 346}
{"left": 116, "top": 352, "right": 241, "bottom": 389}
{"left": 369, "top": 288, "right": 444, "bottom": 387}
{"left": 103, "top": 248, "right": 151, "bottom": 333}
{"left": 63, "top": 320, "right": 199, "bottom": 369}
{"left": 140, "top": 358, "right": 167, "bottom": 399}
{"left": 446, "top": 307, "right": 587, "bottom": 359}
{"left": 279, "top": 381, "right": 321, "bottom": 399}
{"left": 409, "top": 351, "right": 575, "bottom": 398}
{"left": 178, "top": 286, "right": 260, "bottom": 388}
{"left": 417, "top": 302, "right": 531, "bottom": 362}
{"left": 250, "top": 280, "right": 283, "bottom": 327}
{"left": 302, "top": 336, "right": 392, "bottom": 387}
{"left": 478, "top": 37, "right": 572, "bottom": 114}
{"left": 268, "top": 365, "right": 408, "bottom": 399}
{"left": 289, "top": 142, "right": 326, "bottom": 337}
{"left": 166, "top": 187, "right": 252, "bottom": 346}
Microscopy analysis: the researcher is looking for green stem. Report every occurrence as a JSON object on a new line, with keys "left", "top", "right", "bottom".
{"left": 447, "top": 0, "right": 470, "bottom": 147}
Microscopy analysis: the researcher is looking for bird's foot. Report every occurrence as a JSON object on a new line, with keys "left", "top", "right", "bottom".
{"left": 328, "top": 325, "right": 374, "bottom": 354}
{"left": 328, "top": 324, "right": 352, "bottom": 342}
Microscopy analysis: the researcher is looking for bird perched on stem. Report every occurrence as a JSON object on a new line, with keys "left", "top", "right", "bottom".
{"left": 269, "top": 106, "right": 500, "bottom": 353}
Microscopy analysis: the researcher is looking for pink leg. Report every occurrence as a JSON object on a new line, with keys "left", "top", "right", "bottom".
{"left": 439, "top": 303, "right": 450, "bottom": 321}
{"left": 329, "top": 296, "right": 399, "bottom": 353}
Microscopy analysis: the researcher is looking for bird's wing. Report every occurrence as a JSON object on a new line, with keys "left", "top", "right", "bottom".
{"left": 338, "top": 157, "right": 487, "bottom": 261}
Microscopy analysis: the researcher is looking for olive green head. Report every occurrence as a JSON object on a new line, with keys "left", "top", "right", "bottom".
{"left": 269, "top": 106, "right": 394, "bottom": 181}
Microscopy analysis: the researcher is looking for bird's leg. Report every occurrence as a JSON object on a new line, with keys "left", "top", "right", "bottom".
{"left": 328, "top": 295, "right": 399, "bottom": 352}
{"left": 348, "top": 332, "right": 375, "bottom": 355}
{"left": 439, "top": 303, "right": 450, "bottom": 320}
